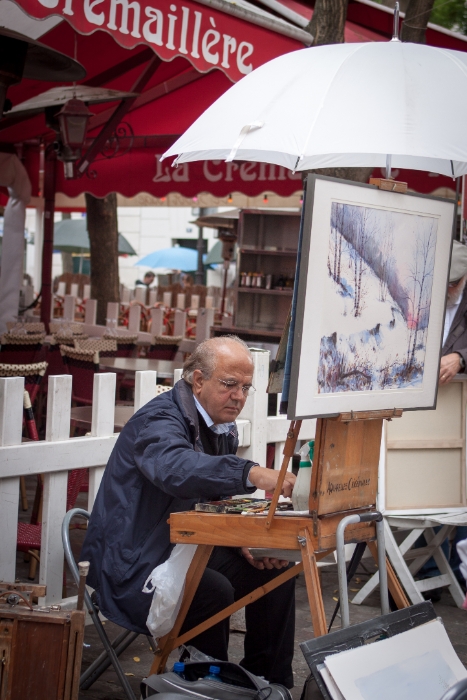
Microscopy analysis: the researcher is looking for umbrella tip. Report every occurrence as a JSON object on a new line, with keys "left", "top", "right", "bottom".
{"left": 391, "top": 2, "right": 401, "bottom": 42}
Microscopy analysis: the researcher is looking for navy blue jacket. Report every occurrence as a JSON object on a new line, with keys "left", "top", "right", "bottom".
{"left": 81, "top": 379, "right": 255, "bottom": 634}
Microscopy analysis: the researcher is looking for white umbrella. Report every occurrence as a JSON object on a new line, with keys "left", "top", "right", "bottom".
{"left": 163, "top": 38, "right": 467, "bottom": 177}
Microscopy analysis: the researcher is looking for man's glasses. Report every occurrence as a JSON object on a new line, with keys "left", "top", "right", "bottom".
{"left": 217, "top": 379, "right": 256, "bottom": 397}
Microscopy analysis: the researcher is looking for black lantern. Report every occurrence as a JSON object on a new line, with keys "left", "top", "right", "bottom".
{"left": 57, "top": 98, "right": 92, "bottom": 160}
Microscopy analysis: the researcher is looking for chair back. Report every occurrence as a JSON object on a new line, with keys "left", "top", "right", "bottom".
{"left": 0, "top": 331, "right": 45, "bottom": 363}
{"left": 0, "top": 361, "right": 48, "bottom": 405}
{"left": 60, "top": 345, "right": 99, "bottom": 405}
{"left": 147, "top": 335, "right": 183, "bottom": 360}
{"left": 103, "top": 334, "right": 138, "bottom": 358}
{"left": 67, "top": 470, "right": 88, "bottom": 511}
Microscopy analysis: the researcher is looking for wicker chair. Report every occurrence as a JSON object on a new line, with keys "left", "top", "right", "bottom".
{"left": 17, "top": 470, "right": 88, "bottom": 580}
{"left": 102, "top": 333, "right": 138, "bottom": 358}
{"left": 0, "top": 361, "right": 48, "bottom": 406}
{"left": 147, "top": 334, "right": 183, "bottom": 360}
{"left": 60, "top": 339, "right": 117, "bottom": 406}
{"left": 0, "top": 331, "right": 45, "bottom": 364}
{"left": 0, "top": 362, "right": 48, "bottom": 512}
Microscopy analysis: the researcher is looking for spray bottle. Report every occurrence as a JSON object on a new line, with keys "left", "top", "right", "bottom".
{"left": 292, "top": 440, "right": 314, "bottom": 512}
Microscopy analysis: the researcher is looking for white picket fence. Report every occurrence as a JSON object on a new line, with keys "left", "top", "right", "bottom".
{"left": 0, "top": 350, "right": 315, "bottom": 608}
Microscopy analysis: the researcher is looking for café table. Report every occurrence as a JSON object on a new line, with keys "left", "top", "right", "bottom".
{"left": 70, "top": 405, "right": 134, "bottom": 432}
{"left": 99, "top": 357, "right": 183, "bottom": 379}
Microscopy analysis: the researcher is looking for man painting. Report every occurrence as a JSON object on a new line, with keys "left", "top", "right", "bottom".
{"left": 439, "top": 240, "right": 467, "bottom": 385}
{"left": 82, "top": 336, "right": 297, "bottom": 687}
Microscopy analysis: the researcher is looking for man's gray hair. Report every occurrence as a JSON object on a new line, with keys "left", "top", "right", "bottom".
{"left": 183, "top": 335, "right": 252, "bottom": 384}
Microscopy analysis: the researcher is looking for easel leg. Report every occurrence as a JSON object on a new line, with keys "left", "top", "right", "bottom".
{"left": 367, "top": 541, "right": 409, "bottom": 609}
{"left": 300, "top": 528, "right": 327, "bottom": 637}
{"left": 149, "top": 544, "right": 213, "bottom": 675}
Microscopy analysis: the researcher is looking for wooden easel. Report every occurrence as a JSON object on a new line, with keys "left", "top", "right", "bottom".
{"left": 149, "top": 409, "right": 409, "bottom": 675}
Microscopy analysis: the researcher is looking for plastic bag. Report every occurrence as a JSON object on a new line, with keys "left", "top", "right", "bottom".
{"left": 143, "top": 543, "right": 196, "bottom": 639}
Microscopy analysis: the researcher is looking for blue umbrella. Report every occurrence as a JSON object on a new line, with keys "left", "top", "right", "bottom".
{"left": 136, "top": 246, "right": 200, "bottom": 271}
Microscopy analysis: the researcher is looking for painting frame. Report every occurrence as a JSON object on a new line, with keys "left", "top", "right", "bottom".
{"left": 288, "top": 174, "right": 455, "bottom": 420}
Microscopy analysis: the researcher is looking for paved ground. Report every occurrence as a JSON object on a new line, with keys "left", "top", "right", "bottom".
{"left": 16, "top": 479, "right": 467, "bottom": 700}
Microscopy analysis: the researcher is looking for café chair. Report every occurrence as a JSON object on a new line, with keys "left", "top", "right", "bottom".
{"left": 147, "top": 335, "right": 183, "bottom": 361}
{"left": 17, "top": 469, "right": 88, "bottom": 580}
{"left": 0, "top": 330, "right": 45, "bottom": 364}
{"left": 61, "top": 339, "right": 117, "bottom": 405}
{"left": 62, "top": 508, "right": 140, "bottom": 700}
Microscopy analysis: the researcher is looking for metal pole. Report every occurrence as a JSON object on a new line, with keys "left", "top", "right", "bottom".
{"left": 392, "top": 2, "right": 400, "bottom": 41}
{"left": 40, "top": 147, "right": 57, "bottom": 333}
{"left": 336, "top": 514, "right": 360, "bottom": 629}
{"left": 376, "top": 518, "right": 390, "bottom": 616}
{"left": 195, "top": 207, "right": 207, "bottom": 285}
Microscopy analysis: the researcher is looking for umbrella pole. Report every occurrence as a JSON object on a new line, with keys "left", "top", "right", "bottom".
{"left": 220, "top": 260, "right": 229, "bottom": 315}
{"left": 40, "top": 147, "right": 57, "bottom": 333}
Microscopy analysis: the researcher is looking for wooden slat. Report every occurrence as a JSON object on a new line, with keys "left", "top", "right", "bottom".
{"left": 88, "top": 373, "right": 117, "bottom": 512}
{"left": 41, "top": 375, "right": 72, "bottom": 604}
{"left": 134, "top": 371, "right": 158, "bottom": 411}
{"left": 170, "top": 512, "right": 312, "bottom": 549}
{"left": 387, "top": 439, "right": 463, "bottom": 449}
{"left": 175, "top": 562, "right": 303, "bottom": 648}
{"left": 0, "top": 377, "right": 23, "bottom": 583}
{"left": 0, "top": 435, "right": 117, "bottom": 478}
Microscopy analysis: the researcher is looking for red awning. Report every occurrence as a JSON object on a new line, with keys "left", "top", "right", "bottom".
{"left": 0, "top": 0, "right": 463, "bottom": 201}
{"left": 6, "top": 0, "right": 309, "bottom": 82}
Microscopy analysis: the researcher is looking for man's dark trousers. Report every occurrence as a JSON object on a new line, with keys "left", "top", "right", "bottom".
{"left": 180, "top": 546, "right": 296, "bottom": 688}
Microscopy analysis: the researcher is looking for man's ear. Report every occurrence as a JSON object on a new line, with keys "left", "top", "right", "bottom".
{"left": 192, "top": 369, "right": 204, "bottom": 396}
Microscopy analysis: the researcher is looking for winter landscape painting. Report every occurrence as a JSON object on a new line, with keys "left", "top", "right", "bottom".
{"left": 289, "top": 176, "right": 454, "bottom": 419}
{"left": 318, "top": 202, "right": 437, "bottom": 394}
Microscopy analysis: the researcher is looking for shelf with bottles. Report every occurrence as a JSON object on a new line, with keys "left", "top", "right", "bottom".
{"left": 238, "top": 271, "right": 295, "bottom": 291}
{"left": 237, "top": 288, "right": 293, "bottom": 295}
{"left": 239, "top": 248, "right": 298, "bottom": 257}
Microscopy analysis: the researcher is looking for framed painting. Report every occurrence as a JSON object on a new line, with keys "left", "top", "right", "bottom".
{"left": 288, "top": 175, "right": 455, "bottom": 420}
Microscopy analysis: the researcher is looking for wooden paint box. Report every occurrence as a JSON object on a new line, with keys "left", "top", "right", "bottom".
{"left": 0, "top": 584, "right": 84, "bottom": 700}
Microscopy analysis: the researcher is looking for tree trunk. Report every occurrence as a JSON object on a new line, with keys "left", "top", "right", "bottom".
{"left": 307, "top": 0, "right": 349, "bottom": 45}
{"left": 401, "top": 0, "right": 436, "bottom": 43}
{"left": 85, "top": 192, "right": 120, "bottom": 325}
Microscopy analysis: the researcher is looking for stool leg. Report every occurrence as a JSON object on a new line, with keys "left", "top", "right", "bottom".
{"left": 20, "top": 476, "right": 28, "bottom": 511}
{"left": 28, "top": 549, "right": 40, "bottom": 580}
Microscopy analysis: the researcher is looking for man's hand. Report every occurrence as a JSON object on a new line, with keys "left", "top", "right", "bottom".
{"left": 240, "top": 547, "right": 289, "bottom": 570}
{"left": 439, "top": 354, "right": 461, "bottom": 385}
{"left": 248, "top": 466, "right": 296, "bottom": 498}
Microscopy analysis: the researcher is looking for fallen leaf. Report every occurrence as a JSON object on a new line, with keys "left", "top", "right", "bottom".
{"left": 332, "top": 597, "right": 338, "bottom": 601}
{"left": 133, "top": 657, "right": 140, "bottom": 663}
{"left": 125, "top": 673, "right": 135, "bottom": 677}
{"left": 350, "top": 588, "right": 360, "bottom": 592}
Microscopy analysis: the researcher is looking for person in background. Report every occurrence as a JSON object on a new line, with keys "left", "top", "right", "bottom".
{"left": 439, "top": 240, "right": 467, "bottom": 384}
{"left": 135, "top": 271, "right": 156, "bottom": 287}
{"left": 420, "top": 240, "right": 467, "bottom": 596}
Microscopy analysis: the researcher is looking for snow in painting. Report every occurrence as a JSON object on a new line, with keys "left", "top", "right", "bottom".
{"left": 318, "top": 202, "right": 438, "bottom": 394}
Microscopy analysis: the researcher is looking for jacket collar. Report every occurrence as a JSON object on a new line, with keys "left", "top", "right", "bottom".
{"left": 443, "top": 285, "right": 467, "bottom": 351}
{"left": 172, "top": 379, "right": 239, "bottom": 452}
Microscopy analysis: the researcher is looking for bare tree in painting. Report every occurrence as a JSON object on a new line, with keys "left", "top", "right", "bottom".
{"left": 349, "top": 206, "right": 374, "bottom": 317}
{"left": 329, "top": 202, "right": 346, "bottom": 284}
{"left": 405, "top": 220, "right": 436, "bottom": 370}
{"left": 379, "top": 216, "right": 395, "bottom": 303}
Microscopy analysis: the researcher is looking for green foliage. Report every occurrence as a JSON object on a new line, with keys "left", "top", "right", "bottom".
{"left": 430, "top": 0, "right": 467, "bottom": 35}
